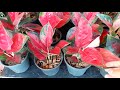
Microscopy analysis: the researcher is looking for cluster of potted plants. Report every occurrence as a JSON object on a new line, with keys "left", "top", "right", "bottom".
{"left": 0, "top": 12, "right": 120, "bottom": 78}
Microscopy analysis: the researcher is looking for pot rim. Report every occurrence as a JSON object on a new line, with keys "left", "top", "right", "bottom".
{"left": 64, "top": 54, "right": 91, "bottom": 70}
{"left": 0, "top": 52, "right": 29, "bottom": 67}
{"left": 34, "top": 53, "right": 63, "bottom": 71}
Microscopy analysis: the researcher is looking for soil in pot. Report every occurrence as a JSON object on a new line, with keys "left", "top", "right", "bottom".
{"left": 65, "top": 55, "right": 89, "bottom": 69}
{"left": 35, "top": 54, "right": 61, "bottom": 69}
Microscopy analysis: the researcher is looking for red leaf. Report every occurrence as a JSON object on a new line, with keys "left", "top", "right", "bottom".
{"left": 84, "top": 12, "right": 99, "bottom": 24}
{"left": 8, "top": 12, "right": 16, "bottom": 23}
{"left": 56, "top": 40, "right": 70, "bottom": 49}
{"left": 27, "top": 32, "right": 47, "bottom": 52}
{"left": 13, "top": 12, "right": 24, "bottom": 29}
{"left": 50, "top": 46, "right": 61, "bottom": 55}
{"left": 100, "top": 29, "right": 108, "bottom": 44}
{"left": 1, "top": 20, "right": 15, "bottom": 30}
{"left": 39, "top": 12, "right": 62, "bottom": 28}
{"left": 22, "top": 23, "right": 42, "bottom": 32}
{"left": 79, "top": 47, "right": 104, "bottom": 67}
{"left": 28, "top": 41, "right": 46, "bottom": 60}
{"left": 40, "top": 22, "right": 54, "bottom": 48}
{"left": 96, "top": 48, "right": 120, "bottom": 66}
{"left": 92, "top": 24, "right": 100, "bottom": 33}
{"left": 71, "top": 56, "right": 79, "bottom": 63}
{"left": 7, "top": 33, "right": 28, "bottom": 53}
{"left": 66, "top": 27, "right": 77, "bottom": 40}
{"left": 8, "top": 12, "right": 24, "bottom": 29}
{"left": 55, "top": 12, "right": 71, "bottom": 28}
{"left": 6, "top": 54, "right": 22, "bottom": 64}
{"left": 71, "top": 12, "right": 82, "bottom": 26}
{"left": 75, "top": 16, "right": 92, "bottom": 48}
{"left": 0, "top": 22, "right": 13, "bottom": 50}
{"left": 66, "top": 46, "right": 79, "bottom": 54}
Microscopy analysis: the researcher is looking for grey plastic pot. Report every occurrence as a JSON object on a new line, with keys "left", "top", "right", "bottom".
{"left": 99, "top": 67, "right": 108, "bottom": 78}
{"left": 34, "top": 53, "right": 63, "bottom": 76}
{"left": 64, "top": 54, "right": 91, "bottom": 76}
{"left": 0, "top": 53, "right": 30, "bottom": 73}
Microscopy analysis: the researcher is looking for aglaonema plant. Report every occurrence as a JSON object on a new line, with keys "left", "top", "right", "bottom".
{"left": 0, "top": 21, "right": 28, "bottom": 65}
{"left": 64, "top": 12, "right": 101, "bottom": 68}
{"left": 65, "top": 12, "right": 120, "bottom": 69}
{"left": 27, "top": 22, "right": 69, "bottom": 69}
{"left": 96, "top": 13, "right": 120, "bottom": 57}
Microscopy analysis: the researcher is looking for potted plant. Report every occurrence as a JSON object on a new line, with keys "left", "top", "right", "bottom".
{"left": 39, "top": 12, "right": 71, "bottom": 45}
{"left": 0, "top": 21, "right": 29, "bottom": 73}
{"left": 63, "top": 12, "right": 101, "bottom": 76}
{"left": 27, "top": 22, "right": 69, "bottom": 76}
{"left": 93, "top": 13, "right": 120, "bottom": 77}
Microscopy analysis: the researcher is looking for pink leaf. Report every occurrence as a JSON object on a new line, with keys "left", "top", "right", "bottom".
{"left": 55, "top": 12, "right": 71, "bottom": 28}
{"left": 66, "top": 46, "right": 79, "bottom": 55}
{"left": 12, "top": 54, "right": 22, "bottom": 64}
{"left": 56, "top": 40, "right": 70, "bottom": 49}
{"left": 8, "top": 12, "right": 16, "bottom": 23}
{"left": 0, "top": 22, "right": 13, "bottom": 50}
{"left": 84, "top": 12, "right": 99, "bottom": 24}
{"left": 40, "top": 22, "right": 54, "bottom": 48}
{"left": 27, "top": 32, "right": 47, "bottom": 52}
{"left": 96, "top": 48, "right": 120, "bottom": 66}
{"left": 39, "top": 12, "right": 62, "bottom": 28}
{"left": 1, "top": 20, "right": 15, "bottom": 30}
{"left": 79, "top": 47, "right": 104, "bottom": 67}
{"left": 71, "top": 56, "right": 79, "bottom": 63}
{"left": 50, "top": 46, "right": 61, "bottom": 55}
{"left": 7, "top": 33, "right": 28, "bottom": 53}
{"left": 13, "top": 12, "right": 24, "bottom": 29}
{"left": 71, "top": 12, "right": 82, "bottom": 26}
{"left": 28, "top": 41, "right": 46, "bottom": 60}
{"left": 75, "top": 16, "right": 92, "bottom": 48}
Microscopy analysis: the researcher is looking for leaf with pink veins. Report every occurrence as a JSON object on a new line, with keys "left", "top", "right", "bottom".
{"left": 0, "top": 21, "right": 13, "bottom": 50}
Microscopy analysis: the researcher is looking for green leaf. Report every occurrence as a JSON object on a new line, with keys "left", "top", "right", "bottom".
{"left": 19, "top": 17, "right": 33, "bottom": 27}
{"left": 97, "top": 14, "right": 113, "bottom": 28}
{"left": 0, "top": 54, "right": 7, "bottom": 61}
{"left": 106, "top": 34, "right": 120, "bottom": 56}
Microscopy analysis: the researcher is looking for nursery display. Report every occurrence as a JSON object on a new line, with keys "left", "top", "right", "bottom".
{"left": 0, "top": 12, "right": 120, "bottom": 78}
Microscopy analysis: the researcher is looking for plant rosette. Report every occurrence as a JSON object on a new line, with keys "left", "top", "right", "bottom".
{"left": 27, "top": 22, "right": 70, "bottom": 76}
{"left": 63, "top": 12, "right": 101, "bottom": 76}
{"left": 0, "top": 20, "right": 29, "bottom": 73}
{"left": 0, "top": 52, "right": 30, "bottom": 73}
